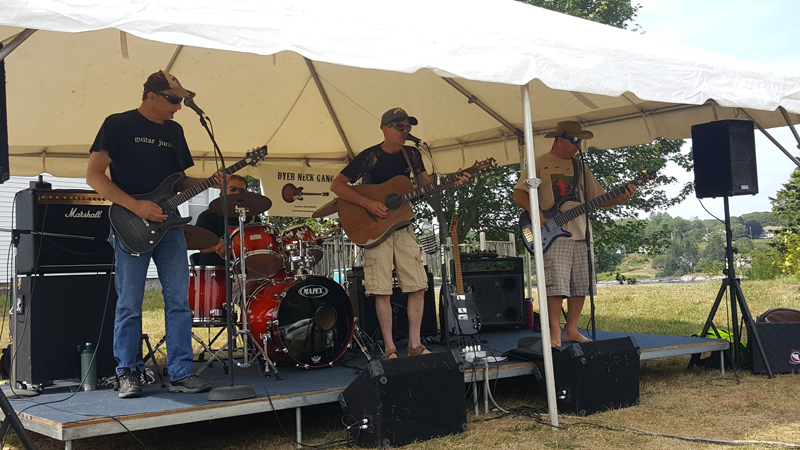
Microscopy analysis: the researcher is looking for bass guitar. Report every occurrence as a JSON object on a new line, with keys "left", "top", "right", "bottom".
{"left": 440, "top": 214, "right": 480, "bottom": 336}
{"left": 519, "top": 170, "right": 655, "bottom": 254}
{"left": 338, "top": 158, "right": 497, "bottom": 248}
{"left": 281, "top": 183, "right": 330, "bottom": 203}
{"left": 109, "top": 146, "right": 268, "bottom": 254}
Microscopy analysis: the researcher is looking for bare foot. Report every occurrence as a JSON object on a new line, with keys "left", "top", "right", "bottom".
{"left": 550, "top": 341, "right": 561, "bottom": 348}
{"left": 563, "top": 332, "right": 592, "bottom": 343}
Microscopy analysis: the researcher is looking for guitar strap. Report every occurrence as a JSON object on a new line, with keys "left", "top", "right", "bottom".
{"left": 571, "top": 155, "right": 583, "bottom": 201}
{"left": 400, "top": 146, "right": 418, "bottom": 179}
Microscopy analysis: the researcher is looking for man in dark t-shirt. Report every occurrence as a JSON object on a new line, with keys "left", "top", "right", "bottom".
{"left": 87, "top": 71, "right": 216, "bottom": 398}
{"left": 193, "top": 174, "right": 252, "bottom": 267}
{"left": 331, "top": 108, "right": 470, "bottom": 360}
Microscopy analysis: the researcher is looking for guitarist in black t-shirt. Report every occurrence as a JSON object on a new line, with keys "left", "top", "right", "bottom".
{"left": 87, "top": 71, "right": 220, "bottom": 398}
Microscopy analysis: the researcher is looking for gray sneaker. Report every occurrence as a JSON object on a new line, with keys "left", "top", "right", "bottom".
{"left": 168, "top": 374, "right": 212, "bottom": 394}
{"left": 118, "top": 369, "right": 144, "bottom": 399}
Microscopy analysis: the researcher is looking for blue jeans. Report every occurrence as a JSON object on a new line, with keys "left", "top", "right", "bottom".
{"left": 110, "top": 227, "right": 193, "bottom": 380}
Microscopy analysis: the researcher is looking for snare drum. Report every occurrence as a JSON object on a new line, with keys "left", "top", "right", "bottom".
{"left": 247, "top": 276, "right": 354, "bottom": 368}
{"left": 188, "top": 266, "right": 227, "bottom": 325}
{"left": 229, "top": 223, "right": 285, "bottom": 278}
{"left": 280, "top": 224, "right": 323, "bottom": 268}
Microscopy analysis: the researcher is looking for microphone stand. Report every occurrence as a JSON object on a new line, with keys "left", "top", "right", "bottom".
{"left": 577, "top": 146, "right": 597, "bottom": 341}
{"left": 188, "top": 101, "right": 255, "bottom": 401}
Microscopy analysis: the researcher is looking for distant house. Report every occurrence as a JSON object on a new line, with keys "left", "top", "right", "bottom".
{"left": 763, "top": 225, "right": 782, "bottom": 239}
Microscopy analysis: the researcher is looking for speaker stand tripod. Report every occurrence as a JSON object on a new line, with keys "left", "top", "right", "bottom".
{"left": 692, "top": 196, "right": 774, "bottom": 378}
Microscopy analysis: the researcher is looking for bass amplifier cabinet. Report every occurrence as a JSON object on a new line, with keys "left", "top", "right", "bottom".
{"left": 454, "top": 257, "right": 525, "bottom": 329}
{"left": 15, "top": 189, "right": 114, "bottom": 274}
{"left": 347, "top": 267, "right": 438, "bottom": 341}
{"left": 692, "top": 120, "right": 758, "bottom": 199}
{"left": 13, "top": 274, "right": 118, "bottom": 386}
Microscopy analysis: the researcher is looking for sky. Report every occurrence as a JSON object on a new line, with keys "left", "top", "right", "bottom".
{"left": 632, "top": 0, "right": 800, "bottom": 220}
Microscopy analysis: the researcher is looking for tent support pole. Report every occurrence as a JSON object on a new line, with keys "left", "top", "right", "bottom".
{"left": 779, "top": 106, "right": 800, "bottom": 150}
{"left": 442, "top": 78, "right": 524, "bottom": 140}
{"left": 0, "top": 29, "right": 36, "bottom": 62}
{"left": 739, "top": 109, "right": 800, "bottom": 168}
{"left": 304, "top": 58, "right": 355, "bottom": 160}
{"left": 164, "top": 45, "right": 184, "bottom": 74}
{"left": 520, "top": 84, "right": 558, "bottom": 429}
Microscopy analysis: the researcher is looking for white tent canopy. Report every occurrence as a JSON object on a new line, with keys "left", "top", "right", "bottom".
{"left": 2, "top": 0, "right": 799, "bottom": 180}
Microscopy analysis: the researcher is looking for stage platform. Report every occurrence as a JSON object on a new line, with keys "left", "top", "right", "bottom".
{"left": 2, "top": 329, "right": 728, "bottom": 449}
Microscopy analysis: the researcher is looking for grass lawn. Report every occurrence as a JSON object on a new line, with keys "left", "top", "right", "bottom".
{"left": 2, "top": 278, "right": 799, "bottom": 449}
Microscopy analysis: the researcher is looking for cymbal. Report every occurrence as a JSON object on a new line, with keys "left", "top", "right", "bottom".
{"left": 208, "top": 192, "right": 273, "bottom": 217}
{"left": 184, "top": 225, "right": 219, "bottom": 250}
{"left": 312, "top": 198, "right": 338, "bottom": 218}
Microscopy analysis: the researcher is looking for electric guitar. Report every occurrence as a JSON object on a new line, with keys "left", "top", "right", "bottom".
{"left": 281, "top": 183, "right": 330, "bottom": 203}
{"left": 519, "top": 170, "right": 655, "bottom": 254}
{"left": 109, "top": 146, "right": 268, "bottom": 254}
{"left": 338, "top": 158, "right": 498, "bottom": 248}
{"left": 440, "top": 214, "right": 480, "bottom": 335}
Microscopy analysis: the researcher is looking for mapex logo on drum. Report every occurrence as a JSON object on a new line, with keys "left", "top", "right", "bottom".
{"left": 299, "top": 286, "right": 328, "bottom": 298}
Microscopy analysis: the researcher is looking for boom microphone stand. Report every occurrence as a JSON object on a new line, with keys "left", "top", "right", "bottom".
{"left": 576, "top": 145, "right": 597, "bottom": 341}
{"left": 185, "top": 96, "right": 256, "bottom": 400}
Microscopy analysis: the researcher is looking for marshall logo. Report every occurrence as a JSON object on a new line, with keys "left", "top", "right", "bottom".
{"left": 298, "top": 286, "right": 328, "bottom": 298}
{"left": 64, "top": 208, "right": 104, "bottom": 219}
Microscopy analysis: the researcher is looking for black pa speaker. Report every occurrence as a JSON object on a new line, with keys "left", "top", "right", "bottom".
{"left": 692, "top": 120, "right": 758, "bottom": 199}
{"left": 749, "top": 322, "right": 800, "bottom": 374}
{"left": 534, "top": 337, "right": 641, "bottom": 416}
{"left": 338, "top": 350, "right": 467, "bottom": 447}
{"left": 12, "top": 274, "right": 118, "bottom": 386}
{"left": 346, "top": 267, "right": 438, "bottom": 341}
{"left": 458, "top": 257, "right": 525, "bottom": 329}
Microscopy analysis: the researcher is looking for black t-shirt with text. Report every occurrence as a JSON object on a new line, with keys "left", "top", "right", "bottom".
{"left": 90, "top": 109, "right": 194, "bottom": 195}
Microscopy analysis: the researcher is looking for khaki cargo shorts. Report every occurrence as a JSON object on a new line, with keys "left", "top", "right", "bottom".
{"left": 544, "top": 238, "right": 597, "bottom": 297}
{"left": 362, "top": 226, "right": 427, "bottom": 296}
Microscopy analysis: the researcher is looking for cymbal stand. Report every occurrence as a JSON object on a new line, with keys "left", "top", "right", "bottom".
{"left": 231, "top": 204, "right": 281, "bottom": 377}
{"left": 350, "top": 323, "right": 373, "bottom": 362}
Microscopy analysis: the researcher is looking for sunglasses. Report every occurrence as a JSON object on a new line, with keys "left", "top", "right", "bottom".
{"left": 228, "top": 186, "right": 247, "bottom": 194}
{"left": 156, "top": 92, "right": 183, "bottom": 105}
{"left": 390, "top": 124, "right": 412, "bottom": 132}
{"left": 561, "top": 133, "right": 581, "bottom": 146}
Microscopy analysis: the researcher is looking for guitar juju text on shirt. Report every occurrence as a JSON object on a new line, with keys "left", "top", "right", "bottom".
{"left": 90, "top": 109, "right": 194, "bottom": 195}
{"left": 515, "top": 152, "right": 605, "bottom": 241}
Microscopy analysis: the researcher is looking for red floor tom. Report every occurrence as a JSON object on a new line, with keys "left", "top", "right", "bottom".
{"left": 188, "top": 266, "right": 227, "bottom": 325}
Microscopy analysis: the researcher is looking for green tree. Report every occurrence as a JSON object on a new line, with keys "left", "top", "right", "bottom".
{"left": 770, "top": 167, "right": 800, "bottom": 233}
{"left": 518, "top": 0, "right": 641, "bottom": 30}
{"left": 700, "top": 234, "right": 726, "bottom": 262}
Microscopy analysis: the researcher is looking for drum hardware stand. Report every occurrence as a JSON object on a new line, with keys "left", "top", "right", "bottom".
{"left": 191, "top": 103, "right": 256, "bottom": 402}
{"left": 350, "top": 322, "right": 373, "bottom": 361}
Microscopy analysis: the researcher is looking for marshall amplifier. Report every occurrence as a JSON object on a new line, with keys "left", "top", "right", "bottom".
{"left": 15, "top": 189, "right": 114, "bottom": 274}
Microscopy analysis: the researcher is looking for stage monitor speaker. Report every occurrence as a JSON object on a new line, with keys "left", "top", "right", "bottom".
{"left": 13, "top": 274, "right": 118, "bottom": 386}
{"left": 749, "top": 322, "right": 800, "bottom": 374}
{"left": 346, "top": 267, "right": 438, "bottom": 341}
{"left": 692, "top": 120, "right": 758, "bottom": 199}
{"left": 534, "top": 337, "right": 641, "bottom": 416}
{"left": 0, "top": 44, "right": 9, "bottom": 184}
{"left": 457, "top": 257, "right": 525, "bottom": 329}
{"left": 338, "top": 350, "right": 467, "bottom": 447}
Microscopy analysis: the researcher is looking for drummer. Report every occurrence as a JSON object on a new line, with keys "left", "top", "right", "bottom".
{"left": 193, "top": 175, "right": 255, "bottom": 266}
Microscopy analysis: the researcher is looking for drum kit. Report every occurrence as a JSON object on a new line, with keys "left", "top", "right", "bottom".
{"left": 183, "top": 192, "right": 354, "bottom": 375}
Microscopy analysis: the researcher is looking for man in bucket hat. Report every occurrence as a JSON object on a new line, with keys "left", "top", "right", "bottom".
{"left": 87, "top": 70, "right": 217, "bottom": 398}
{"left": 513, "top": 121, "right": 636, "bottom": 347}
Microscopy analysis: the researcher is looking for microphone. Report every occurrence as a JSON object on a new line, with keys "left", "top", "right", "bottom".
{"left": 184, "top": 97, "right": 205, "bottom": 116}
{"left": 406, "top": 133, "right": 422, "bottom": 145}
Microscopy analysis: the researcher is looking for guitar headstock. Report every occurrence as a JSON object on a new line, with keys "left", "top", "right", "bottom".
{"left": 632, "top": 170, "right": 657, "bottom": 187}
{"left": 246, "top": 146, "right": 268, "bottom": 166}
{"left": 449, "top": 213, "right": 458, "bottom": 237}
{"left": 463, "top": 157, "right": 498, "bottom": 177}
